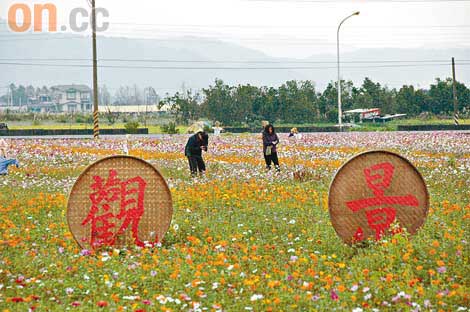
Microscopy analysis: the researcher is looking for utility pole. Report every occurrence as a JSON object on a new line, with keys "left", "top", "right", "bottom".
{"left": 452, "top": 57, "right": 459, "bottom": 126}
{"left": 91, "top": 0, "right": 100, "bottom": 138}
{"left": 9, "top": 85, "right": 13, "bottom": 107}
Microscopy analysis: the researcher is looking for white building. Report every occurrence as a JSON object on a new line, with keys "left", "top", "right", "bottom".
{"left": 50, "top": 85, "right": 92, "bottom": 113}
{"left": 26, "top": 85, "right": 92, "bottom": 113}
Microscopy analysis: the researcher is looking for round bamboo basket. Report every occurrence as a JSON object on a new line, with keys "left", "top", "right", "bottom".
{"left": 328, "top": 150, "right": 429, "bottom": 245}
{"left": 67, "top": 156, "right": 173, "bottom": 250}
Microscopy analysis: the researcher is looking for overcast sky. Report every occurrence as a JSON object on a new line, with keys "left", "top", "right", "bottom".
{"left": 1, "top": 0, "right": 469, "bottom": 58}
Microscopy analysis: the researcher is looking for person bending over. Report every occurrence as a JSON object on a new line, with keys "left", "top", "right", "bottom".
{"left": 185, "top": 131, "right": 208, "bottom": 176}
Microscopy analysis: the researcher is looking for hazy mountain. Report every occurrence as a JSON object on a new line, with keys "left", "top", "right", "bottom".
{"left": 305, "top": 48, "right": 470, "bottom": 90}
{"left": 1, "top": 18, "right": 469, "bottom": 96}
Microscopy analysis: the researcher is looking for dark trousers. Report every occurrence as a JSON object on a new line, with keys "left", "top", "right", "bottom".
{"left": 264, "top": 152, "right": 280, "bottom": 170}
{"left": 188, "top": 155, "right": 206, "bottom": 175}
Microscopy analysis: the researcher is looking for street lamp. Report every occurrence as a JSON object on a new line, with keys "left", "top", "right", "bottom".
{"left": 337, "top": 11, "right": 360, "bottom": 129}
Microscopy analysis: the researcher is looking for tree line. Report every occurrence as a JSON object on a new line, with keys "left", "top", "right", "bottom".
{"left": 161, "top": 78, "right": 470, "bottom": 125}
{"left": 2, "top": 77, "right": 469, "bottom": 125}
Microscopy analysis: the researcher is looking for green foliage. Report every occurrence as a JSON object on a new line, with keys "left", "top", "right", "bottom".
{"left": 57, "top": 115, "right": 68, "bottom": 123}
{"left": 161, "top": 122, "right": 180, "bottom": 134}
{"left": 124, "top": 121, "right": 140, "bottom": 134}
{"left": 428, "top": 78, "right": 470, "bottom": 115}
{"left": 161, "top": 90, "right": 201, "bottom": 125}
{"left": 75, "top": 114, "right": 93, "bottom": 124}
{"left": 396, "top": 86, "right": 428, "bottom": 116}
{"left": 178, "top": 78, "right": 470, "bottom": 125}
{"left": 105, "top": 111, "right": 119, "bottom": 125}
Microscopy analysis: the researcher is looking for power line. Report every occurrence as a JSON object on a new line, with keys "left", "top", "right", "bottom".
{"left": 0, "top": 61, "right": 469, "bottom": 70}
{"left": 2, "top": 21, "right": 470, "bottom": 29}
{"left": 2, "top": 36, "right": 469, "bottom": 45}
{"left": 1, "top": 27, "right": 469, "bottom": 38}
{"left": 3, "top": 34, "right": 470, "bottom": 40}
{"left": 0, "top": 58, "right": 469, "bottom": 64}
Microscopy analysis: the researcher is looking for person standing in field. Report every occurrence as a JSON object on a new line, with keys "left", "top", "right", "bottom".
{"left": 122, "top": 134, "right": 131, "bottom": 155}
{"left": 213, "top": 121, "right": 223, "bottom": 137}
{"left": 262, "top": 125, "right": 280, "bottom": 172}
{"left": 185, "top": 130, "right": 209, "bottom": 176}
{"left": 260, "top": 121, "right": 270, "bottom": 165}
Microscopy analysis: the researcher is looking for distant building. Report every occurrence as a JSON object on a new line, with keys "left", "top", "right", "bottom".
{"left": 27, "top": 85, "right": 92, "bottom": 113}
{"left": 344, "top": 108, "right": 381, "bottom": 123}
{"left": 28, "top": 93, "right": 55, "bottom": 113}
{"left": 344, "top": 108, "right": 406, "bottom": 123}
{"left": 50, "top": 85, "right": 92, "bottom": 113}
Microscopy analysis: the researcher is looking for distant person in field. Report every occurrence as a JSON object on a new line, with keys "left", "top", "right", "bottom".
{"left": 262, "top": 125, "right": 280, "bottom": 172}
{"left": 0, "top": 138, "right": 19, "bottom": 175}
{"left": 289, "top": 128, "right": 303, "bottom": 140}
{"left": 185, "top": 130, "right": 209, "bottom": 176}
{"left": 122, "top": 134, "right": 131, "bottom": 155}
{"left": 213, "top": 121, "right": 223, "bottom": 137}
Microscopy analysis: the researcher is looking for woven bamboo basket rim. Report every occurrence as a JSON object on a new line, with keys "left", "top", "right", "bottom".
{"left": 66, "top": 155, "right": 173, "bottom": 249}
{"left": 328, "top": 149, "right": 430, "bottom": 244}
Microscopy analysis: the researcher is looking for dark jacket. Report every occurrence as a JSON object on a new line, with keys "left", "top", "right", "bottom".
{"left": 185, "top": 134, "right": 201, "bottom": 157}
{"left": 263, "top": 131, "right": 279, "bottom": 154}
{"left": 185, "top": 133, "right": 208, "bottom": 157}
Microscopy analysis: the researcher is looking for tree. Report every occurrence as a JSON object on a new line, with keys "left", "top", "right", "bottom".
{"left": 352, "top": 78, "right": 397, "bottom": 114}
{"left": 253, "top": 86, "right": 279, "bottom": 124}
{"left": 277, "top": 80, "right": 318, "bottom": 123}
{"left": 319, "top": 80, "right": 354, "bottom": 122}
{"left": 99, "top": 85, "right": 111, "bottom": 107}
{"left": 132, "top": 84, "right": 143, "bottom": 106}
{"left": 114, "top": 86, "right": 131, "bottom": 105}
{"left": 395, "top": 85, "right": 428, "bottom": 116}
{"left": 26, "top": 85, "right": 35, "bottom": 100}
{"left": 201, "top": 79, "right": 234, "bottom": 124}
{"left": 161, "top": 90, "right": 201, "bottom": 125}
{"left": 232, "top": 84, "right": 259, "bottom": 123}
{"left": 428, "top": 78, "right": 470, "bottom": 115}
{"left": 16, "top": 85, "right": 27, "bottom": 106}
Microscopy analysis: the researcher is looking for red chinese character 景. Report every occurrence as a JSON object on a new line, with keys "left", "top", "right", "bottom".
{"left": 346, "top": 162, "right": 419, "bottom": 241}
{"left": 81, "top": 169, "right": 149, "bottom": 248}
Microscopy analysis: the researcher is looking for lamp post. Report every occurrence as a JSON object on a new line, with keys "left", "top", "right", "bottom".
{"left": 337, "top": 11, "right": 360, "bottom": 129}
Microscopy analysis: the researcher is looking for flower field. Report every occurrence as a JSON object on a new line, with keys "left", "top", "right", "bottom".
{"left": 0, "top": 132, "right": 469, "bottom": 311}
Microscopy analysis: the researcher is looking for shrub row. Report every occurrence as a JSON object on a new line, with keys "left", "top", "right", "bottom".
{"left": 0, "top": 128, "right": 149, "bottom": 136}
{"left": 397, "top": 125, "right": 470, "bottom": 131}
{"left": 224, "top": 126, "right": 341, "bottom": 133}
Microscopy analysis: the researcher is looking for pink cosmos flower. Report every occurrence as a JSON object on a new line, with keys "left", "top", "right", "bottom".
{"left": 330, "top": 290, "right": 339, "bottom": 301}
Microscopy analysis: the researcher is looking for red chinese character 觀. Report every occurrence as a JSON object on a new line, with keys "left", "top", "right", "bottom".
{"left": 81, "top": 169, "right": 150, "bottom": 248}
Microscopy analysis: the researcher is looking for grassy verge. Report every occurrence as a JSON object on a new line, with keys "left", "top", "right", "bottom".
{"left": 3, "top": 118, "right": 470, "bottom": 134}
